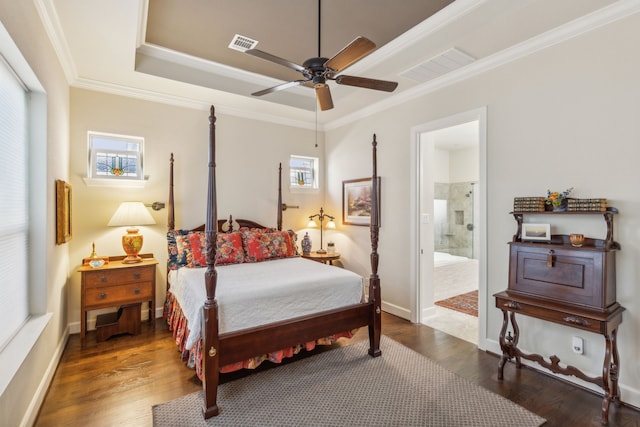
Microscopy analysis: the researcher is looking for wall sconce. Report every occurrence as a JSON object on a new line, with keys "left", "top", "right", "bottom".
{"left": 307, "top": 207, "right": 335, "bottom": 254}
{"left": 108, "top": 202, "right": 156, "bottom": 263}
{"left": 144, "top": 201, "right": 165, "bottom": 211}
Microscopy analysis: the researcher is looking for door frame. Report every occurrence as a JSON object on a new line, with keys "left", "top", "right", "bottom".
{"left": 409, "top": 107, "right": 488, "bottom": 349}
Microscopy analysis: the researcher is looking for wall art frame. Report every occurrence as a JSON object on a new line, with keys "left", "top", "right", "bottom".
{"left": 342, "top": 177, "right": 381, "bottom": 226}
{"left": 56, "top": 179, "right": 72, "bottom": 244}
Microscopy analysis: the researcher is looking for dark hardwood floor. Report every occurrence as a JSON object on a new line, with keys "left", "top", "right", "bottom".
{"left": 35, "top": 313, "right": 639, "bottom": 426}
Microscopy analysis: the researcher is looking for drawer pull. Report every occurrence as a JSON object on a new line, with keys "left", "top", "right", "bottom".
{"left": 100, "top": 276, "right": 107, "bottom": 282}
{"left": 134, "top": 288, "right": 141, "bottom": 294}
{"left": 504, "top": 300, "right": 521, "bottom": 310}
{"left": 547, "top": 250, "right": 555, "bottom": 268}
{"left": 563, "top": 316, "right": 591, "bottom": 327}
{"left": 99, "top": 292, "right": 107, "bottom": 299}
{"left": 133, "top": 272, "right": 141, "bottom": 279}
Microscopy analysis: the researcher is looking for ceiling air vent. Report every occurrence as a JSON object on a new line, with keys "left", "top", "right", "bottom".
{"left": 401, "top": 47, "right": 475, "bottom": 83}
{"left": 228, "top": 34, "right": 258, "bottom": 52}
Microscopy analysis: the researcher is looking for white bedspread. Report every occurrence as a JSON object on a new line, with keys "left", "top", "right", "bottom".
{"left": 168, "top": 257, "right": 364, "bottom": 350}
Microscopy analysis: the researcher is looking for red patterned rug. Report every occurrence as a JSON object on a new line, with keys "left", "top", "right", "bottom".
{"left": 435, "top": 290, "right": 478, "bottom": 317}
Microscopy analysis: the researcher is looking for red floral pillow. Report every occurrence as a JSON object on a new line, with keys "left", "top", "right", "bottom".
{"left": 175, "top": 231, "right": 245, "bottom": 267}
{"left": 216, "top": 232, "right": 244, "bottom": 265}
{"left": 175, "top": 232, "right": 206, "bottom": 268}
{"left": 241, "top": 228, "right": 296, "bottom": 262}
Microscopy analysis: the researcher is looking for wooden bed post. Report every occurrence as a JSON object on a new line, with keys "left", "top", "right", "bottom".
{"left": 368, "top": 134, "right": 382, "bottom": 357}
{"left": 202, "top": 106, "right": 220, "bottom": 418}
{"left": 168, "top": 153, "right": 175, "bottom": 231}
{"left": 277, "top": 162, "right": 283, "bottom": 231}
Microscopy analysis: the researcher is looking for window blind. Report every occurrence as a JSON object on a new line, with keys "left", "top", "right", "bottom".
{"left": 0, "top": 56, "right": 29, "bottom": 351}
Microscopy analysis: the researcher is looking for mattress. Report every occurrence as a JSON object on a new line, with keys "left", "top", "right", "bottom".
{"left": 168, "top": 257, "right": 364, "bottom": 349}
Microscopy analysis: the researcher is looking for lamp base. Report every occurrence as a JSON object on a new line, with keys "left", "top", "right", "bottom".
{"left": 316, "top": 248, "right": 327, "bottom": 254}
{"left": 122, "top": 228, "right": 144, "bottom": 264}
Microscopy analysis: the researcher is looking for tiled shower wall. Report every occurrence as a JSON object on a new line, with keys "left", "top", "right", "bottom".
{"left": 434, "top": 181, "right": 476, "bottom": 258}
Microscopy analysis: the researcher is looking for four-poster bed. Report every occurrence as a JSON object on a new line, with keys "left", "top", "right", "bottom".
{"left": 165, "top": 105, "right": 382, "bottom": 418}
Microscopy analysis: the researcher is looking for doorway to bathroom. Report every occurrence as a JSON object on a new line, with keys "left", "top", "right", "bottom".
{"left": 413, "top": 108, "right": 487, "bottom": 348}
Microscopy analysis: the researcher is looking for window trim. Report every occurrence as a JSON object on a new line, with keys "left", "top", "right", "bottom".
{"left": 0, "top": 19, "right": 51, "bottom": 396}
{"left": 289, "top": 154, "right": 320, "bottom": 192}
{"left": 85, "top": 131, "right": 148, "bottom": 188}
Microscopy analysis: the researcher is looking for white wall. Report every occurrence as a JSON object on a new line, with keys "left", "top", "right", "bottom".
{"left": 68, "top": 89, "right": 325, "bottom": 331}
{"left": 450, "top": 146, "right": 479, "bottom": 183}
{"left": 0, "top": 1, "right": 71, "bottom": 426}
{"left": 326, "top": 12, "right": 640, "bottom": 407}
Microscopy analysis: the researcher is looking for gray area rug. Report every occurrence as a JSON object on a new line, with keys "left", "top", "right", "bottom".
{"left": 153, "top": 336, "right": 545, "bottom": 426}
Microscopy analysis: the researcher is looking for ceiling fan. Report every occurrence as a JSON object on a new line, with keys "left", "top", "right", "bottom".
{"left": 245, "top": 0, "right": 398, "bottom": 111}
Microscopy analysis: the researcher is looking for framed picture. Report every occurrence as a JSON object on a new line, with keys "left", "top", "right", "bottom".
{"left": 521, "top": 223, "right": 550, "bottom": 242}
{"left": 342, "top": 177, "right": 381, "bottom": 226}
{"left": 56, "top": 179, "right": 72, "bottom": 244}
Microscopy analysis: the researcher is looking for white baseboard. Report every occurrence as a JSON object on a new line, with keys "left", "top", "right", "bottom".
{"left": 381, "top": 300, "right": 411, "bottom": 320}
{"left": 21, "top": 326, "right": 69, "bottom": 427}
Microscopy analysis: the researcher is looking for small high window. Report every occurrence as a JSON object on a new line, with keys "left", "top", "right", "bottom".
{"left": 88, "top": 132, "right": 144, "bottom": 180}
{"left": 290, "top": 155, "right": 318, "bottom": 189}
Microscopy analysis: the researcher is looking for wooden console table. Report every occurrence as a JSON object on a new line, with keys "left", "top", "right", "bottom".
{"left": 495, "top": 291, "right": 624, "bottom": 425}
{"left": 496, "top": 206, "right": 625, "bottom": 425}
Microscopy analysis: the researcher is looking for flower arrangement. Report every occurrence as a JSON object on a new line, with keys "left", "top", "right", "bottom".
{"left": 546, "top": 187, "right": 573, "bottom": 209}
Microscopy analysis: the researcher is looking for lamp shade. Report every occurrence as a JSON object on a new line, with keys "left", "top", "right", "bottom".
{"left": 108, "top": 202, "right": 155, "bottom": 263}
{"left": 108, "top": 202, "right": 155, "bottom": 227}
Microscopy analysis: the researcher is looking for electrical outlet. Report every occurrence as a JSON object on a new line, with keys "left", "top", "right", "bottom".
{"left": 572, "top": 336, "right": 584, "bottom": 354}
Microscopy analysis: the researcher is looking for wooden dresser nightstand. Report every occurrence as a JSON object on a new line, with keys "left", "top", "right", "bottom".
{"left": 301, "top": 251, "right": 341, "bottom": 265}
{"left": 79, "top": 255, "right": 158, "bottom": 339}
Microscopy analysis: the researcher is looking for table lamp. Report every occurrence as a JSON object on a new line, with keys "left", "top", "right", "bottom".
{"left": 307, "top": 207, "right": 335, "bottom": 254}
{"left": 108, "top": 201, "right": 155, "bottom": 263}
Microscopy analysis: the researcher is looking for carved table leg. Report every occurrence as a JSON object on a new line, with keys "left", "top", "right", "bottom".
{"left": 510, "top": 311, "right": 522, "bottom": 369}
{"left": 497, "top": 309, "right": 509, "bottom": 380}
{"left": 601, "top": 327, "right": 623, "bottom": 426}
{"left": 610, "top": 328, "right": 621, "bottom": 407}
{"left": 599, "top": 328, "right": 621, "bottom": 425}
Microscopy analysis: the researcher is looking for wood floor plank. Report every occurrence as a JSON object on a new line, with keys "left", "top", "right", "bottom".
{"left": 35, "top": 314, "right": 639, "bottom": 426}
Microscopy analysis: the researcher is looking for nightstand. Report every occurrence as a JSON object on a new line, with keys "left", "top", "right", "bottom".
{"left": 301, "top": 251, "right": 341, "bottom": 265}
{"left": 79, "top": 255, "right": 158, "bottom": 340}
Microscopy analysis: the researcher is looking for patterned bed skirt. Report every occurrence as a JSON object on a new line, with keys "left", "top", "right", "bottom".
{"left": 163, "top": 291, "right": 356, "bottom": 379}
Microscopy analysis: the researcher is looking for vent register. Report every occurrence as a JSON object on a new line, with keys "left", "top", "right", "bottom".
{"left": 229, "top": 34, "right": 259, "bottom": 52}
{"left": 401, "top": 47, "right": 474, "bottom": 83}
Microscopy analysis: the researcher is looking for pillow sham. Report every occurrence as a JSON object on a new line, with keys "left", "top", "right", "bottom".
{"left": 216, "top": 232, "right": 245, "bottom": 265}
{"left": 167, "top": 229, "right": 191, "bottom": 270}
{"left": 241, "top": 228, "right": 297, "bottom": 262}
{"left": 171, "top": 230, "right": 245, "bottom": 268}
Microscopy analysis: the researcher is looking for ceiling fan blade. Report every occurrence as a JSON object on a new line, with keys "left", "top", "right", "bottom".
{"left": 245, "top": 49, "right": 306, "bottom": 73}
{"left": 335, "top": 75, "right": 398, "bottom": 92}
{"left": 324, "top": 36, "right": 376, "bottom": 73}
{"left": 252, "top": 80, "right": 307, "bottom": 97}
{"left": 315, "top": 84, "right": 334, "bottom": 111}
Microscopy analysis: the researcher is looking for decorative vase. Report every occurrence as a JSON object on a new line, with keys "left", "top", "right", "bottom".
{"left": 552, "top": 199, "right": 568, "bottom": 212}
{"left": 301, "top": 232, "right": 312, "bottom": 254}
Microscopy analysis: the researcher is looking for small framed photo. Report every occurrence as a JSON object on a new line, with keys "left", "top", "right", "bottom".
{"left": 521, "top": 223, "right": 550, "bottom": 242}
